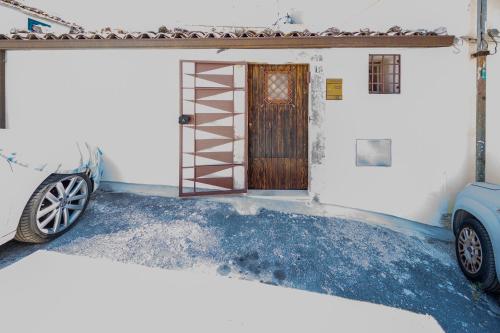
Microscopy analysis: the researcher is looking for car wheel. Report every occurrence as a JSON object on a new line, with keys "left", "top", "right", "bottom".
{"left": 456, "top": 218, "right": 500, "bottom": 293}
{"left": 15, "top": 173, "right": 91, "bottom": 244}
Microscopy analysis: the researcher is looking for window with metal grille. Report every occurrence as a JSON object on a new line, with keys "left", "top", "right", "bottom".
{"left": 369, "top": 54, "right": 400, "bottom": 94}
{"left": 265, "top": 70, "right": 291, "bottom": 104}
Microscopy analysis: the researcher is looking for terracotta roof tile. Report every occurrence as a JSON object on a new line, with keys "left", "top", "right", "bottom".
{"left": 0, "top": 24, "right": 449, "bottom": 41}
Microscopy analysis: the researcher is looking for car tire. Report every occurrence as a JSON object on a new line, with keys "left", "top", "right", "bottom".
{"left": 456, "top": 218, "right": 500, "bottom": 294}
{"left": 15, "top": 173, "right": 91, "bottom": 244}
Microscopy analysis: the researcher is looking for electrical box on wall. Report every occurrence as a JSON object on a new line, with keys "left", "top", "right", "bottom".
{"left": 356, "top": 139, "right": 392, "bottom": 167}
{"left": 326, "top": 79, "right": 342, "bottom": 100}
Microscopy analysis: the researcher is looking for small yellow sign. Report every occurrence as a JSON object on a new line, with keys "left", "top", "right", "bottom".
{"left": 326, "top": 79, "right": 343, "bottom": 100}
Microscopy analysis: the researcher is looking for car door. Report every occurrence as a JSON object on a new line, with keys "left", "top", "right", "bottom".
{"left": 0, "top": 156, "right": 14, "bottom": 237}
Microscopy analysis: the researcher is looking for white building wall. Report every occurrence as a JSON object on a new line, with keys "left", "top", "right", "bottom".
{"left": 0, "top": 5, "right": 30, "bottom": 33}
{"left": 0, "top": 4, "right": 70, "bottom": 33}
{"left": 5, "top": 45, "right": 476, "bottom": 226}
{"left": 317, "top": 48, "right": 475, "bottom": 224}
{"left": 3, "top": 0, "right": 500, "bottom": 226}
{"left": 486, "top": 1, "right": 500, "bottom": 185}
{"left": 487, "top": 51, "right": 500, "bottom": 185}
{"left": 20, "top": 0, "right": 472, "bottom": 35}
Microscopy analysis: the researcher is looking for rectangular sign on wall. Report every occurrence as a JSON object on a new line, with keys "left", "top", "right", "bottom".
{"left": 356, "top": 139, "right": 392, "bottom": 167}
{"left": 326, "top": 79, "right": 343, "bottom": 100}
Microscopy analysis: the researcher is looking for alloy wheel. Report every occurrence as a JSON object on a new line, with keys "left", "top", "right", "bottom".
{"left": 458, "top": 227, "right": 483, "bottom": 274}
{"left": 36, "top": 175, "right": 89, "bottom": 234}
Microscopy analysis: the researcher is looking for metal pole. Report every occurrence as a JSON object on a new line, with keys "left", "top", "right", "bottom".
{"left": 475, "top": 0, "right": 487, "bottom": 182}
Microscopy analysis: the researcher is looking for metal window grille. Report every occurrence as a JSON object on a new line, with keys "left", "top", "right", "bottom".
{"left": 369, "top": 54, "right": 400, "bottom": 94}
{"left": 265, "top": 70, "right": 292, "bottom": 104}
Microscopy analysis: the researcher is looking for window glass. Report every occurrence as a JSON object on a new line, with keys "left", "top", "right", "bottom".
{"left": 266, "top": 71, "right": 291, "bottom": 103}
{"left": 369, "top": 55, "right": 400, "bottom": 94}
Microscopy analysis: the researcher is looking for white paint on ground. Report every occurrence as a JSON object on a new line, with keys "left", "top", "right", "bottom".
{"left": 0, "top": 250, "right": 444, "bottom": 333}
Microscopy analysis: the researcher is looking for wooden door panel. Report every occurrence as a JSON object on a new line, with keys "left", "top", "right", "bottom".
{"left": 296, "top": 66, "right": 309, "bottom": 161}
{"left": 248, "top": 158, "right": 265, "bottom": 189}
{"left": 296, "top": 159, "right": 308, "bottom": 189}
{"left": 248, "top": 64, "right": 308, "bottom": 190}
{"left": 249, "top": 157, "right": 305, "bottom": 190}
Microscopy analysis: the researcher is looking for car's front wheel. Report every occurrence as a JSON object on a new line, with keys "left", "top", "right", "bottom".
{"left": 456, "top": 218, "right": 500, "bottom": 293}
{"left": 15, "top": 173, "right": 91, "bottom": 243}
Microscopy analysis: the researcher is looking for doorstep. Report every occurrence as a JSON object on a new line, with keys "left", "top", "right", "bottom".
{"left": 99, "top": 181, "right": 453, "bottom": 242}
{"left": 246, "top": 190, "right": 310, "bottom": 202}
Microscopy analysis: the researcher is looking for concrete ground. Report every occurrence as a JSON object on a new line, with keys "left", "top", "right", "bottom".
{"left": 1, "top": 191, "right": 500, "bottom": 332}
{"left": 0, "top": 251, "right": 442, "bottom": 333}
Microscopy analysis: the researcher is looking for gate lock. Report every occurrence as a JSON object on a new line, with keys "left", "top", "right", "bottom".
{"left": 178, "top": 115, "right": 192, "bottom": 125}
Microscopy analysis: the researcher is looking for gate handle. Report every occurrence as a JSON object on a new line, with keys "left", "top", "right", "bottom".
{"left": 178, "top": 115, "right": 192, "bottom": 125}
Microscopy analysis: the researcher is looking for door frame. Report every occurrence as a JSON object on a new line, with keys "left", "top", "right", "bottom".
{"left": 178, "top": 60, "right": 249, "bottom": 197}
{"left": 246, "top": 62, "right": 310, "bottom": 191}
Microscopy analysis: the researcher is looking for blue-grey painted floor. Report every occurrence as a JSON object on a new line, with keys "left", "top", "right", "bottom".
{"left": 1, "top": 192, "right": 499, "bottom": 332}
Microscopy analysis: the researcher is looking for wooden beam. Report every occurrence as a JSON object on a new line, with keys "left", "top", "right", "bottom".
{"left": 0, "top": 36, "right": 455, "bottom": 50}
{"left": 476, "top": 54, "right": 486, "bottom": 182}
{"left": 0, "top": 50, "right": 5, "bottom": 129}
{"left": 475, "top": 0, "right": 488, "bottom": 182}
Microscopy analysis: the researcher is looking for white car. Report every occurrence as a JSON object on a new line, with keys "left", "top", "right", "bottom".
{"left": 0, "top": 130, "right": 102, "bottom": 245}
{"left": 452, "top": 182, "right": 500, "bottom": 294}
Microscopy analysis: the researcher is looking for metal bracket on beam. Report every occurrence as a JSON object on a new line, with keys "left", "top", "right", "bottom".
{"left": 471, "top": 50, "right": 490, "bottom": 58}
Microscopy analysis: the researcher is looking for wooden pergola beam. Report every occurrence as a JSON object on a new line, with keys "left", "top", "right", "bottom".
{"left": 0, "top": 50, "right": 5, "bottom": 129}
{"left": 0, "top": 35, "right": 455, "bottom": 50}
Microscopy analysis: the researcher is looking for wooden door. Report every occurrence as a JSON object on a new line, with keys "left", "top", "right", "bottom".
{"left": 248, "top": 64, "right": 308, "bottom": 190}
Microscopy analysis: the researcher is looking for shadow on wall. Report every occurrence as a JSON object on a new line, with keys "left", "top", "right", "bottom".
{"left": 100, "top": 154, "right": 123, "bottom": 183}
{"left": 442, "top": 127, "right": 476, "bottom": 220}
{"left": 393, "top": 127, "right": 475, "bottom": 227}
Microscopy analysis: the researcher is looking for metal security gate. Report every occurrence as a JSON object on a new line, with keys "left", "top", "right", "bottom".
{"left": 179, "top": 61, "right": 248, "bottom": 196}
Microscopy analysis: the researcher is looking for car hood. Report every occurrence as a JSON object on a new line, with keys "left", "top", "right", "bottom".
{"left": 0, "top": 130, "right": 103, "bottom": 190}
{"left": 472, "top": 182, "right": 500, "bottom": 191}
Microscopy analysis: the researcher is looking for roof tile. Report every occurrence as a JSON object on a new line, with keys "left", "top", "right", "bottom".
{"left": 0, "top": 24, "right": 449, "bottom": 41}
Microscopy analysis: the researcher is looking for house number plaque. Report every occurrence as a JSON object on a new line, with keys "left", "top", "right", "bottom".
{"left": 326, "top": 79, "right": 343, "bottom": 100}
